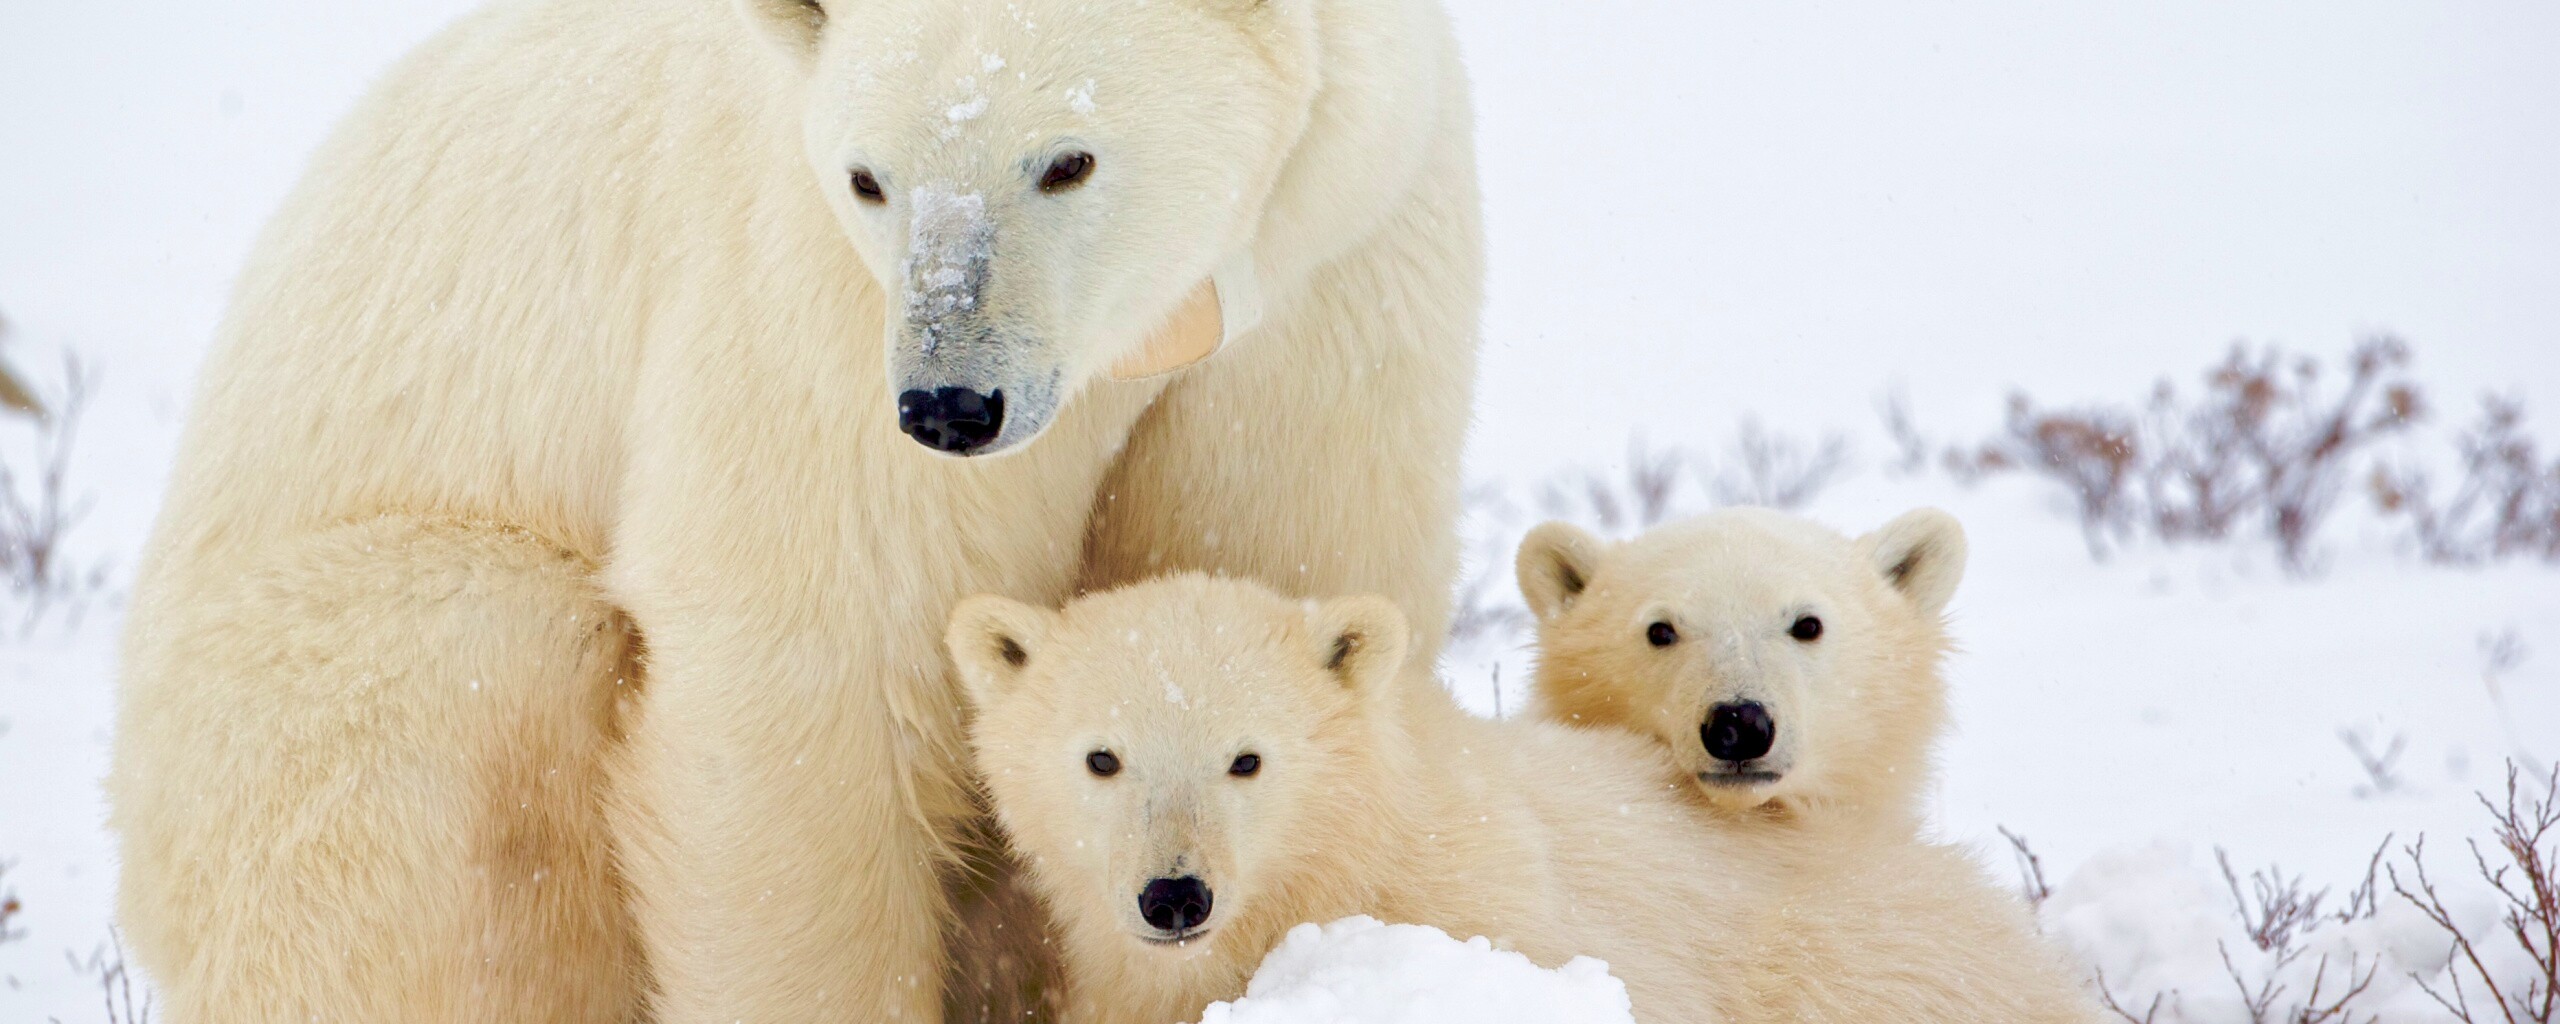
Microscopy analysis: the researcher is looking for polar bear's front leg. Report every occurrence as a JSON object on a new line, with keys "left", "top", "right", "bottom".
{"left": 604, "top": 334, "right": 1146, "bottom": 1022}
{"left": 609, "top": 611, "right": 970, "bottom": 1024}
{"left": 109, "top": 516, "right": 642, "bottom": 1024}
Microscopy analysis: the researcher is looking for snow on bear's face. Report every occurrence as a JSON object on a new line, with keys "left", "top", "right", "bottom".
{"left": 1517, "top": 508, "right": 1968, "bottom": 818}
{"left": 948, "top": 577, "right": 1405, "bottom": 956}
{"left": 740, "top": 0, "right": 1316, "bottom": 456}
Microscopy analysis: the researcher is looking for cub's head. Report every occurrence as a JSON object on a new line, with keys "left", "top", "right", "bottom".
{"left": 1517, "top": 507, "right": 1968, "bottom": 819}
{"left": 948, "top": 576, "right": 1407, "bottom": 958}
{"left": 739, "top": 0, "right": 1316, "bottom": 456}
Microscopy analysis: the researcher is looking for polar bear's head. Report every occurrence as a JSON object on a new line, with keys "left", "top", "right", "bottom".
{"left": 739, "top": 0, "right": 1318, "bottom": 456}
{"left": 1516, "top": 508, "right": 1967, "bottom": 819}
{"left": 948, "top": 576, "right": 1407, "bottom": 961}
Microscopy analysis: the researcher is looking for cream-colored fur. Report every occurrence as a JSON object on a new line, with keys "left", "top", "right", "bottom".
{"left": 952, "top": 576, "right": 1773, "bottom": 1024}
{"left": 107, "top": 0, "right": 1481, "bottom": 1018}
{"left": 1519, "top": 508, "right": 1966, "bottom": 824}
{"left": 1518, "top": 508, "right": 2101, "bottom": 1023}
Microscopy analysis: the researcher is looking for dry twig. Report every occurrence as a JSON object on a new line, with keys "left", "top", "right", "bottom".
{"left": 2390, "top": 763, "right": 2560, "bottom": 1023}
{"left": 2000, "top": 826, "right": 2053, "bottom": 910}
{"left": 53, "top": 928, "right": 155, "bottom": 1024}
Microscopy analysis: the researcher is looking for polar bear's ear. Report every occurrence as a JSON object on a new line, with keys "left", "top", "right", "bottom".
{"left": 1861, "top": 508, "right": 1969, "bottom": 618}
{"left": 946, "top": 595, "right": 1059, "bottom": 708}
{"left": 1516, "top": 521, "right": 1606, "bottom": 622}
{"left": 736, "top": 0, "right": 826, "bottom": 64}
{"left": 1308, "top": 596, "right": 1409, "bottom": 703}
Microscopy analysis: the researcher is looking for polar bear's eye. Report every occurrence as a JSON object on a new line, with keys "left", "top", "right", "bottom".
{"left": 1086, "top": 750, "right": 1121, "bottom": 777}
{"left": 1645, "top": 621, "right": 1679, "bottom": 647}
{"left": 1229, "top": 754, "right": 1261, "bottom": 777}
{"left": 1789, "top": 615, "right": 1824, "bottom": 642}
{"left": 1040, "top": 151, "right": 1096, "bottom": 193}
{"left": 850, "top": 168, "right": 885, "bottom": 204}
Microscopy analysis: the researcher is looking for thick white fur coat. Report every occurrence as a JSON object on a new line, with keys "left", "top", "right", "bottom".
{"left": 108, "top": 0, "right": 1482, "bottom": 1019}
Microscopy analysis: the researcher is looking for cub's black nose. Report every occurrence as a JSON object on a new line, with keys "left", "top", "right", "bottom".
{"left": 1702, "top": 701, "right": 1776, "bottom": 763}
{"left": 897, "top": 387, "right": 1005, "bottom": 455}
{"left": 1137, "top": 876, "right": 1214, "bottom": 933}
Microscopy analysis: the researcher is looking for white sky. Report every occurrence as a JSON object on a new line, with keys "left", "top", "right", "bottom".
{"left": 1456, "top": 0, "right": 2560, "bottom": 474}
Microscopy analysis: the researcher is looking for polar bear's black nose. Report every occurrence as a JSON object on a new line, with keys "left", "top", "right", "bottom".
{"left": 1138, "top": 876, "right": 1214, "bottom": 933}
{"left": 897, "top": 387, "right": 1005, "bottom": 454}
{"left": 1702, "top": 701, "right": 1776, "bottom": 762}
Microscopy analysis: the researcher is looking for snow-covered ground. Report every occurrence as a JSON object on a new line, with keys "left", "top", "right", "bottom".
{"left": 1197, "top": 918, "right": 1634, "bottom": 1024}
{"left": 4, "top": 1, "right": 2557, "bottom": 1020}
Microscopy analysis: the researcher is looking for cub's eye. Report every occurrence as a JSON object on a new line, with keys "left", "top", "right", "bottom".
{"left": 1789, "top": 615, "right": 1824, "bottom": 642}
{"left": 1645, "top": 621, "right": 1679, "bottom": 647}
{"left": 1086, "top": 750, "right": 1121, "bottom": 777}
{"left": 1229, "top": 753, "right": 1261, "bottom": 777}
{"left": 1040, "top": 151, "right": 1095, "bottom": 193}
{"left": 850, "top": 168, "right": 885, "bottom": 204}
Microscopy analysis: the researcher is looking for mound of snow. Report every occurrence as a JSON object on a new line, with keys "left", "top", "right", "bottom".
{"left": 1194, "top": 917, "right": 1636, "bottom": 1024}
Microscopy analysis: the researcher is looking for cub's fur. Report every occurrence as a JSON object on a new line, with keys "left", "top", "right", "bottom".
{"left": 952, "top": 575, "right": 1751, "bottom": 1024}
{"left": 1520, "top": 508, "right": 2101, "bottom": 1023}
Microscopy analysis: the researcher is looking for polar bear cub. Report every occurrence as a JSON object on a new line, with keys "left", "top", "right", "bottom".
{"left": 1517, "top": 507, "right": 2102, "bottom": 1023}
{"left": 1516, "top": 507, "right": 1968, "bottom": 823}
{"left": 948, "top": 574, "right": 1751, "bottom": 1024}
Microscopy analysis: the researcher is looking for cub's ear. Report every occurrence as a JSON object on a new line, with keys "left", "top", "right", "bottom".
{"left": 1307, "top": 595, "right": 1409, "bottom": 702}
{"left": 1516, "top": 521, "right": 1606, "bottom": 621}
{"left": 736, "top": 0, "right": 826, "bottom": 64}
{"left": 1860, "top": 508, "right": 1968, "bottom": 618}
{"left": 945, "top": 595, "right": 1059, "bottom": 710}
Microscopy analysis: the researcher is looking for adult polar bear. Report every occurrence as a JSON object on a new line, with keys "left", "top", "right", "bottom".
{"left": 106, "top": 0, "right": 1482, "bottom": 1018}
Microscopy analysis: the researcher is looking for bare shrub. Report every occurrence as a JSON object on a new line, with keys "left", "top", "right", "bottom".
{"left": 2484, "top": 629, "right": 2532, "bottom": 678}
{"left": 1537, "top": 437, "right": 1690, "bottom": 534}
{"left": 1878, "top": 389, "right": 1931, "bottom": 477}
{"left": 1447, "top": 561, "right": 1532, "bottom": 651}
{"left": 1999, "top": 826, "right": 2054, "bottom": 911}
{"left": 2219, "top": 845, "right": 2387, "bottom": 952}
{"left": 2470, "top": 630, "right": 2550, "bottom": 783}
{"left": 2091, "top": 843, "right": 2390, "bottom": 1024}
{"left": 2215, "top": 944, "right": 2379, "bottom": 1024}
{"left": 0, "top": 331, "right": 107, "bottom": 628}
{"left": 2373, "top": 396, "right": 2560, "bottom": 566}
{"left": 1525, "top": 424, "right": 1855, "bottom": 543}
{"left": 1945, "top": 337, "right": 2423, "bottom": 572}
{"left": 2070, "top": 772, "right": 2558, "bottom": 1024}
{"left": 2221, "top": 850, "right": 2331, "bottom": 956}
{"left": 2095, "top": 970, "right": 2173, "bottom": 1024}
{"left": 1706, "top": 419, "right": 1852, "bottom": 510}
{"left": 2391, "top": 763, "right": 2560, "bottom": 1024}
{"left": 1947, "top": 395, "right": 2142, "bottom": 555}
{"left": 2140, "top": 380, "right": 2257, "bottom": 545}
{"left": 1533, "top": 425, "right": 1853, "bottom": 531}
{"left": 2209, "top": 844, "right": 2386, "bottom": 1024}
{"left": 1446, "top": 483, "right": 1535, "bottom": 653}
{"left": 2338, "top": 728, "right": 2407, "bottom": 798}
{"left": 0, "top": 311, "right": 46, "bottom": 418}
{"left": 54, "top": 929, "right": 155, "bottom": 1024}
{"left": 2217, "top": 339, "right": 2423, "bottom": 570}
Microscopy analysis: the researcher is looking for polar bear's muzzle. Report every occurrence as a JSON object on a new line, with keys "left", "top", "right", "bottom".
{"left": 1694, "top": 700, "right": 1788, "bottom": 793}
{"left": 1136, "top": 875, "right": 1216, "bottom": 945}
{"left": 891, "top": 285, "right": 1066, "bottom": 458}
{"left": 1700, "top": 700, "right": 1776, "bottom": 764}
{"left": 888, "top": 362, "right": 1062, "bottom": 457}
{"left": 890, "top": 187, "right": 1071, "bottom": 457}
